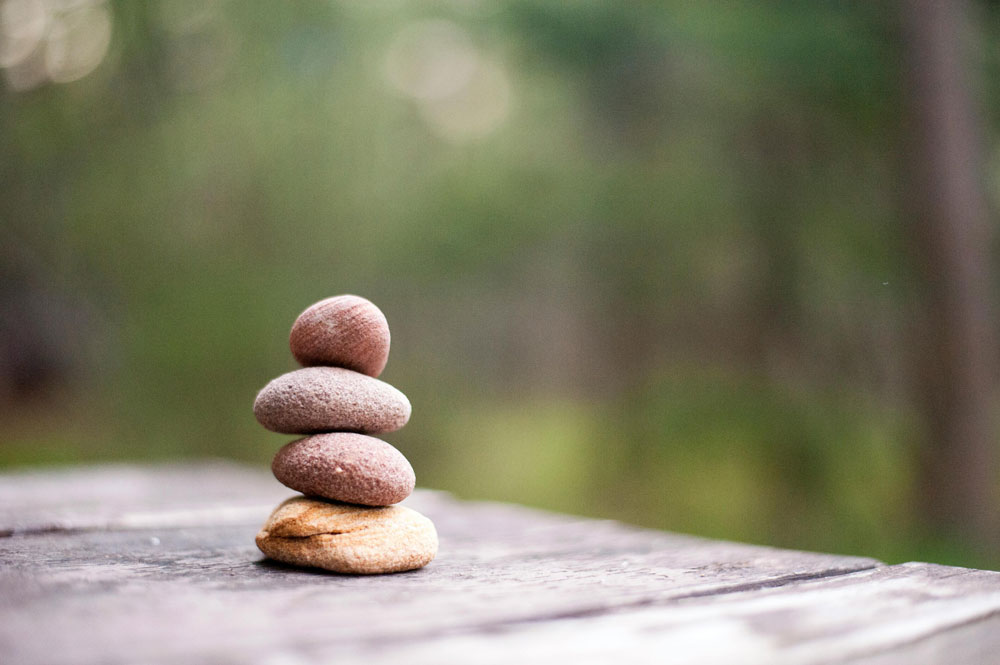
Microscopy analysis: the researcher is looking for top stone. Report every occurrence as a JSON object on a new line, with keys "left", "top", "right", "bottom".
{"left": 290, "top": 295, "right": 391, "bottom": 377}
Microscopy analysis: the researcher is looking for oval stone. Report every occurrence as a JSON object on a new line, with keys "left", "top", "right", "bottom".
{"left": 253, "top": 367, "right": 411, "bottom": 434}
{"left": 255, "top": 496, "right": 438, "bottom": 574}
{"left": 289, "top": 295, "right": 391, "bottom": 377}
{"left": 272, "top": 433, "right": 415, "bottom": 506}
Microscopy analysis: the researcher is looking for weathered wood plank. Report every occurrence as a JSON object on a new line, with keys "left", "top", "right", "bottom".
{"left": 1, "top": 464, "right": 998, "bottom": 665}
{"left": 0, "top": 461, "right": 290, "bottom": 535}
{"left": 362, "top": 563, "right": 1000, "bottom": 665}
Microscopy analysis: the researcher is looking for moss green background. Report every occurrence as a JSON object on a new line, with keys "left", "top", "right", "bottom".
{"left": 3, "top": 1, "right": 999, "bottom": 570}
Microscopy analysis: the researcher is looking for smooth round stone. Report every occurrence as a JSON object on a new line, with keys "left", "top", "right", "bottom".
{"left": 253, "top": 367, "right": 411, "bottom": 434}
{"left": 272, "top": 433, "right": 415, "bottom": 506}
{"left": 256, "top": 496, "right": 438, "bottom": 574}
{"left": 290, "top": 295, "right": 391, "bottom": 377}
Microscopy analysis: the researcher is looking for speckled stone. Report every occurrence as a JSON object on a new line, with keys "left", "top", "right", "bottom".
{"left": 253, "top": 367, "right": 411, "bottom": 434}
{"left": 272, "top": 433, "right": 415, "bottom": 506}
{"left": 255, "top": 496, "right": 438, "bottom": 574}
{"left": 289, "top": 295, "right": 391, "bottom": 377}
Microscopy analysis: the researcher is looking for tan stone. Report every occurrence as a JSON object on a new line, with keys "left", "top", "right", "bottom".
{"left": 255, "top": 496, "right": 438, "bottom": 574}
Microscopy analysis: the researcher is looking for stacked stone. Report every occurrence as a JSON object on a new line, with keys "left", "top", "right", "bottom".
{"left": 253, "top": 295, "right": 438, "bottom": 574}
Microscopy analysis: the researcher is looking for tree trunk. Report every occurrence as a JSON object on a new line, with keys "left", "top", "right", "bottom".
{"left": 899, "top": 0, "right": 997, "bottom": 546}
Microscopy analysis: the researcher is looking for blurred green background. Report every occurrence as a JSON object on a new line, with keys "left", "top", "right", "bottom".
{"left": 3, "top": 1, "right": 1000, "bottom": 569}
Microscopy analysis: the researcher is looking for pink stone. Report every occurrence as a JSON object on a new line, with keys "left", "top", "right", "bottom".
{"left": 272, "top": 433, "right": 415, "bottom": 506}
{"left": 289, "top": 295, "right": 390, "bottom": 377}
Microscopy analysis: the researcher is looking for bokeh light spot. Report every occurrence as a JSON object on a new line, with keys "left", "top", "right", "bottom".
{"left": 0, "top": 0, "right": 48, "bottom": 68}
{"left": 0, "top": 0, "right": 112, "bottom": 89}
{"left": 44, "top": 0, "right": 112, "bottom": 83}
{"left": 383, "top": 19, "right": 512, "bottom": 142}
{"left": 421, "top": 57, "right": 511, "bottom": 142}
{"left": 383, "top": 20, "right": 479, "bottom": 102}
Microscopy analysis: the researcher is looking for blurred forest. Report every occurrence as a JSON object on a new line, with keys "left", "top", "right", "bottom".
{"left": 3, "top": 0, "right": 1000, "bottom": 568}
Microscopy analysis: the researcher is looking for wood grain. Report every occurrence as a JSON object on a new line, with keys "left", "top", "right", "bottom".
{"left": 1, "top": 464, "right": 998, "bottom": 664}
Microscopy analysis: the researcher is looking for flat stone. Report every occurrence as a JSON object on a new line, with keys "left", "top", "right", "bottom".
{"left": 289, "top": 295, "right": 391, "bottom": 377}
{"left": 253, "top": 367, "right": 411, "bottom": 434}
{"left": 255, "top": 496, "right": 438, "bottom": 574}
{"left": 272, "top": 433, "right": 415, "bottom": 506}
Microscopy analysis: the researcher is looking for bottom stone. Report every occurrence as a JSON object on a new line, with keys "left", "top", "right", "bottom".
{"left": 255, "top": 496, "right": 438, "bottom": 574}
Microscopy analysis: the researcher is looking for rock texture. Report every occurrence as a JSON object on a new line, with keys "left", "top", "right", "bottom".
{"left": 253, "top": 367, "right": 411, "bottom": 434}
{"left": 271, "top": 433, "right": 415, "bottom": 506}
{"left": 255, "top": 496, "right": 438, "bottom": 574}
{"left": 254, "top": 295, "right": 434, "bottom": 574}
{"left": 289, "top": 295, "right": 391, "bottom": 377}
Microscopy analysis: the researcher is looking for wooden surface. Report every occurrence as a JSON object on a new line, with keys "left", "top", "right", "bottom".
{"left": 2, "top": 463, "right": 999, "bottom": 664}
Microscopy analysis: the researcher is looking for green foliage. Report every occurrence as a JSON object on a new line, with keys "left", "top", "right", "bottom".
{"left": 2, "top": 0, "right": 998, "bottom": 570}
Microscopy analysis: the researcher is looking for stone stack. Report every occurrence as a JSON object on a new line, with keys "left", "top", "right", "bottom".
{"left": 253, "top": 295, "right": 438, "bottom": 574}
